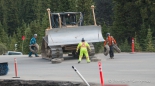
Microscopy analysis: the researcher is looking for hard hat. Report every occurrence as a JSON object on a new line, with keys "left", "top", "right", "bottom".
{"left": 34, "top": 34, "right": 37, "bottom": 37}
{"left": 82, "top": 38, "right": 85, "bottom": 41}
{"left": 106, "top": 33, "right": 110, "bottom": 36}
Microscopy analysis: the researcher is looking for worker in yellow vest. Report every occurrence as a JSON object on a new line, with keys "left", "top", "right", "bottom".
{"left": 76, "top": 38, "right": 91, "bottom": 63}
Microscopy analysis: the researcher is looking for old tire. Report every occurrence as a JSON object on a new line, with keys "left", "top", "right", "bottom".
{"left": 113, "top": 44, "right": 121, "bottom": 53}
{"left": 29, "top": 43, "right": 39, "bottom": 54}
{"left": 104, "top": 45, "right": 110, "bottom": 56}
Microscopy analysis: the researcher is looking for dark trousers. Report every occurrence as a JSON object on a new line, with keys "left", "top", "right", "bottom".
{"left": 109, "top": 45, "right": 114, "bottom": 58}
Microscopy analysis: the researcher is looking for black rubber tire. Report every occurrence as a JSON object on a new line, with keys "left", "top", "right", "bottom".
{"left": 113, "top": 44, "right": 121, "bottom": 53}
{"left": 29, "top": 43, "right": 39, "bottom": 54}
{"left": 104, "top": 45, "right": 110, "bottom": 56}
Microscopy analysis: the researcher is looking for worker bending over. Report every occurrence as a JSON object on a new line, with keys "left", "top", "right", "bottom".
{"left": 76, "top": 38, "right": 91, "bottom": 63}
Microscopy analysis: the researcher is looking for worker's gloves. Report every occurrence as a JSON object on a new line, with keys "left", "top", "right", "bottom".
{"left": 114, "top": 43, "right": 117, "bottom": 46}
{"left": 75, "top": 51, "right": 78, "bottom": 55}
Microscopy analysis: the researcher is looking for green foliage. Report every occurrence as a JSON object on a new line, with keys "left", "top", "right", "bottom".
{"left": 95, "top": 0, "right": 113, "bottom": 26}
{"left": 16, "top": 27, "right": 22, "bottom": 52}
{"left": 139, "top": 20, "right": 147, "bottom": 51}
{"left": 0, "top": 0, "right": 155, "bottom": 53}
{"left": 112, "top": 1, "right": 142, "bottom": 43}
{"left": 9, "top": 33, "right": 17, "bottom": 51}
{"left": 0, "top": 43, "right": 7, "bottom": 55}
{"left": 119, "top": 39, "right": 131, "bottom": 52}
{"left": 0, "top": 23, "right": 9, "bottom": 47}
{"left": 94, "top": 42, "right": 104, "bottom": 53}
{"left": 134, "top": 33, "right": 142, "bottom": 52}
{"left": 112, "top": 0, "right": 155, "bottom": 45}
{"left": 23, "top": 26, "right": 32, "bottom": 54}
{"left": 145, "top": 28, "right": 155, "bottom": 52}
{"left": 57, "top": 0, "right": 77, "bottom": 12}
{"left": 102, "top": 23, "right": 109, "bottom": 37}
{"left": 76, "top": 0, "right": 94, "bottom": 25}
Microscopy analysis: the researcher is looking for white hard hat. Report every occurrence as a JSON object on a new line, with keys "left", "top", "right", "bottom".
{"left": 106, "top": 33, "right": 110, "bottom": 36}
{"left": 34, "top": 34, "right": 37, "bottom": 36}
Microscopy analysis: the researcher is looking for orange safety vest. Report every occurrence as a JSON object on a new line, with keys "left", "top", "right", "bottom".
{"left": 76, "top": 42, "right": 90, "bottom": 51}
{"left": 81, "top": 42, "right": 86, "bottom": 48}
{"left": 104, "top": 36, "right": 116, "bottom": 46}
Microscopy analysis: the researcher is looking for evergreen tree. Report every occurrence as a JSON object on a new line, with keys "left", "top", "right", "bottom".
{"left": 6, "top": 0, "right": 20, "bottom": 36}
{"left": 145, "top": 28, "right": 155, "bottom": 52}
{"left": 0, "top": 0, "right": 8, "bottom": 32}
{"left": 33, "top": 0, "right": 42, "bottom": 20}
{"left": 57, "top": 0, "right": 76, "bottom": 12}
{"left": 102, "top": 23, "right": 109, "bottom": 37}
{"left": 23, "top": 0, "right": 36, "bottom": 23}
{"left": 40, "top": 13, "right": 49, "bottom": 39}
{"left": 139, "top": 20, "right": 147, "bottom": 51}
{"left": 0, "top": 22, "right": 9, "bottom": 46}
{"left": 136, "top": 0, "right": 155, "bottom": 36}
{"left": 68, "top": 0, "right": 77, "bottom": 11}
{"left": 119, "top": 39, "right": 131, "bottom": 52}
{"left": 16, "top": 27, "right": 23, "bottom": 52}
{"left": 0, "top": 43, "right": 7, "bottom": 55}
{"left": 0, "top": 23, "right": 3, "bottom": 42}
{"left": 9, "top": 32, "right": 17, "bottom": 51}
{"left": 76, "top": 0, "right": 94, "bottom": 25}
{"left": 112, "top": 0, "right": 142, "bottom": 43}
{"left": 20, "top": 21, "right": 27, "bottom": 35}
{"left": 95, "top": 0, "right": 113, "bottom": 26}
{"left": 134, "top": 33, "right": 142, "bottom": 52}
{"left": 23, "top": 25, "right": 32, "bottom": 54}
{"left": 29, "top": 20, "right": 37, "bottom": 34}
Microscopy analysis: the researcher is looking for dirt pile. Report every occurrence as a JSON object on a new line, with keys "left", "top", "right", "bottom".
{"left": 0, "top": 79, "right": 100, "bottom": 86}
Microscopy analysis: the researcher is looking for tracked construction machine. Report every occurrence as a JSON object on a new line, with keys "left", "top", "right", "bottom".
{"left": 41, "top": 5, "right": 104, "bottom": 61}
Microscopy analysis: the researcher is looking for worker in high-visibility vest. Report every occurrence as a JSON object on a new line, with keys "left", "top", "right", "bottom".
{"left": 76, "top": 38, "right": 91, "bottom": 63}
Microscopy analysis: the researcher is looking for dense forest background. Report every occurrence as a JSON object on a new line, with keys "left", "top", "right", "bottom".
{"left": 0, "top": 0, "right": 155, "bottom": 54}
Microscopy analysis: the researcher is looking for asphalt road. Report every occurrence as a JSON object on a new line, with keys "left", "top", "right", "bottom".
{"left": 0, "top": 52, "right": 155, "bottom": 86}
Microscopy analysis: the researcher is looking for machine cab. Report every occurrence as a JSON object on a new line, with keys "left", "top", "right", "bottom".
{"left": 50, "top": 12, "right": 83, "bottom": 28}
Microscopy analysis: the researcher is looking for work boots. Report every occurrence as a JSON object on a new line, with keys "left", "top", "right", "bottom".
{"left": 78, "top": 61, "right": 91, "bottom": 64}
{"left": 78, "top": 61, "right": 80, "bottom": 64}
{"left": 110, "top": 57, "right": 114, "bottom": 59}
